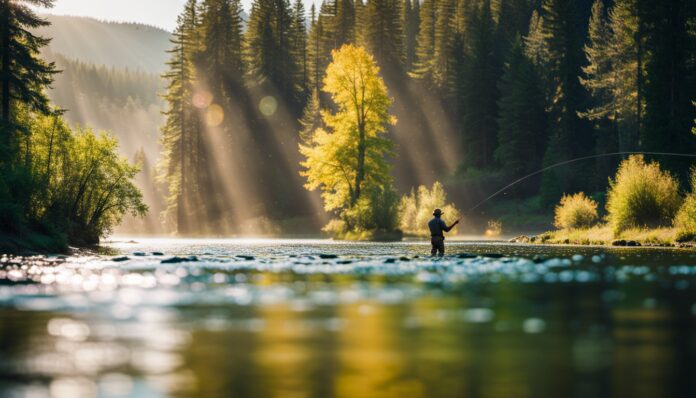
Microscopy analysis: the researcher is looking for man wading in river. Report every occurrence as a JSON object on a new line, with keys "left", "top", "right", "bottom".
{"left": 428, "top": 209, "right": 460, "bottom": 257}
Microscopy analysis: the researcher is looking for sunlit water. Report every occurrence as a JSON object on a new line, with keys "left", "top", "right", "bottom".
{"left": 0, "top": 238, "right": 695, "bottom": 398}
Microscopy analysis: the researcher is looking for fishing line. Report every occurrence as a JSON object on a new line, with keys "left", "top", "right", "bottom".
{"left": 467, "top": 151, "right": 696, "bottom": 213}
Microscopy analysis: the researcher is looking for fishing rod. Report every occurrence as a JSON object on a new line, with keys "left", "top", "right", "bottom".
{"left": 467, "top": 151, "right": 696, "bottom": 213}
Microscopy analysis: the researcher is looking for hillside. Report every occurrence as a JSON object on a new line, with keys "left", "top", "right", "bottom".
{"left": 36, "top": 14, "right": 172, "bottom": 73}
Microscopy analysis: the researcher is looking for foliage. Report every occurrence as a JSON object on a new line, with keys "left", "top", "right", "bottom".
{"left": 0, "top": 107, "right": 146, "bottom": 245}
{"left": 245, "top": 0, "right": 300, "bottom": 104}
{"left": 496, "top": 36, "right": 547, "bottom": 177}
{"left": 399, "top": 182, "right": 461, "bottom": 236}
{"left": 0, "top": 0, "right": 58, "bottom": 133}
{"left": 484, "top": 219, "right": 503, "bottom": 237}
{"left": 359, "top": 0, "right": 405, "bottom": 69}
{"left": 460, "top": 0, "right": 500, "bottom": 168}
{"left": 675, "top": 169, "right": 696, "bottom": 242}
{"left": 606, "top": 155, "right": 682, "bottom": 233}
{"left": 553, "top": 192, "right": 599, "bottom": 230}
{"left": 300, "top": 45, "right": 398, "bottom": 234}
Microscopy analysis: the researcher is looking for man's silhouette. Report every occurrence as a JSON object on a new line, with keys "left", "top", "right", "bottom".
{"left": 428, "top": 208, "right": 460, "bottom": 257}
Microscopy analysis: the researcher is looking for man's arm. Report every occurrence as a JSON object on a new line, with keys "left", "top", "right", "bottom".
{"left": 442, "top": 219, "right": 460, "bottom": 232}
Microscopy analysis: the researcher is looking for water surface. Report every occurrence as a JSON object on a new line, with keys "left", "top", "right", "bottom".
{"left": 1, "top": 239, "right": 694, "bottom": 398}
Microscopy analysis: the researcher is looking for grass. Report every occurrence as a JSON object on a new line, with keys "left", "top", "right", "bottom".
{"left": 535, "top": 224, "right": 687, "bottom": 247}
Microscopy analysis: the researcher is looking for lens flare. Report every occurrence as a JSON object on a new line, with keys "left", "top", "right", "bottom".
{"left": 193, "top": 90, "right": 214, "bottom": 109}
{"left": 259, "top": 96, "right": 278, "bottom": 116}
{"left": 206, "top": 104, "right": 225, "bottom": 127}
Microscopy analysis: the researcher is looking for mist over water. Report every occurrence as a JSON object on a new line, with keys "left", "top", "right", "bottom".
{"left": 1, "top": 239, "right": 694, "bottom": 397}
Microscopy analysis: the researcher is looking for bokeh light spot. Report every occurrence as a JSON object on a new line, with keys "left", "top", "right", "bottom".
{"left": 192, "top": 90, "right": 213, "bottom": 109}
{"left": 259, "top": 96, "right": 278, "bottom": 116}
{"left": 206, "top": 104, "right": 225, "bottom": 127}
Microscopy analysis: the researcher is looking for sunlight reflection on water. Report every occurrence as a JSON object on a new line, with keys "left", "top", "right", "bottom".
{"left": 0, "top": 239, "right": 694, "bottom": 398}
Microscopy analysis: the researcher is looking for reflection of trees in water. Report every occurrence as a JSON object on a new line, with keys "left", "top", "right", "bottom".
{"left": 0, "top": 269, "right": 693, "bottom": 398}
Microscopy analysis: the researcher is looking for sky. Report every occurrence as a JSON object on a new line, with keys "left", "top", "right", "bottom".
{"left": 36, "top": 0, "right": 316, "bottom": 32}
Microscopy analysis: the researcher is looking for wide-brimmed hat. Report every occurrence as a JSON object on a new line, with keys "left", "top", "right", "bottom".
{"left": 433, "top": 208, "right": 443, "bottom": 216}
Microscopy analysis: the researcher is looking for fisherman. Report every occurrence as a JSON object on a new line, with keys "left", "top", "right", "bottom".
{"left": 428, "top": 209, "right": 460, "bottom": 257}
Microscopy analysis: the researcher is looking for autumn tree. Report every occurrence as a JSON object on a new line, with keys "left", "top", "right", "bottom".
{"left": 300, "top": 45, "right": 398, "bottom": 233}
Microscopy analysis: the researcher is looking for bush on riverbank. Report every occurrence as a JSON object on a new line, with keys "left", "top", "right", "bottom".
{"left": 554, "top": 193, "right": 598, "bottom": 229}
{"left": 1, "top": 111, "right": 147, "bottom": 251}
{"left": 606, "top": 155, "right": 682, "bottom": 233}
{"left": 675, "top": 169, "right": 696, "bottom": 242}
{"left": 399, "top": 182, "right": 461, "bottom": 236}
{"left": 536, "top": 225, "right": 682, "bottom": 246}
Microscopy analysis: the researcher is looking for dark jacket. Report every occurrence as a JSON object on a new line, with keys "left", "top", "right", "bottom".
{"left": 428, "top": 217, "right": 453, "bottom": 238}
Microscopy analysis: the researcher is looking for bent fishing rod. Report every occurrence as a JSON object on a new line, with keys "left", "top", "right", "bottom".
{"left": 466, "top": 151, "right": 696, "bottom": 213}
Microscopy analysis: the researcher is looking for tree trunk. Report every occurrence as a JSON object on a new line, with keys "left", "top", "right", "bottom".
{"left": 635, "top": 27, "right": 642, "bottom": 149}
{"left": 352, "top": 122, "right": 366, "bottom": 206}
{"left": 177, "top": 41, "right": 188, "bottom": 236}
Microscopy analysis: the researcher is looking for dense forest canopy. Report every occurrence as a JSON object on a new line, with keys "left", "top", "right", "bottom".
{"left": 158, "top": 0, "right": 695, "bottom": 235}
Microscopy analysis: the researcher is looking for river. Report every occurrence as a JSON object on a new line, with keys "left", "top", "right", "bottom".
{"left": 0, "top": 238, "right": 694, "bottom": 398}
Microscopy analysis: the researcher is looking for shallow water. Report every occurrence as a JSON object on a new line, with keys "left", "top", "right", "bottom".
{"left": 0, "top": 238, "right": 695, "bottom": 398}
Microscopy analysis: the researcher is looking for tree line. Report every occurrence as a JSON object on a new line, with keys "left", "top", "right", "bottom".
{"left": 161, "top": 0, "right": 695, "bottom": 235}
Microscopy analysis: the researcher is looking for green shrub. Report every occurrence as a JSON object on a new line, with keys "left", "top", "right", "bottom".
{"left": 675, "top": 169, "right": 696, "bottom": 242}
{"left": 554, "top": 192, "right": 598, "bottom": 229}
{"left": 399, "top": 182, "right": 461, "bottom": 236}
{"left": 606, "top": 155, "right": 682, "bottom": 233}
{"left": 330, "top": 186, "right": 400, "bottom": 237}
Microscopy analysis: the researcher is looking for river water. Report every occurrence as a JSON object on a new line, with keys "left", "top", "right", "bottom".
{"left": 0, "top": 238, "right": 694, "bottom": 398}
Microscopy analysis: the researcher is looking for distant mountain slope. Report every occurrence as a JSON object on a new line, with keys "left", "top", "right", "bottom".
{"left": 36, "top": 15, "right": 172, "bottom": 73}
{"left": 44, "top": 51, "right": 165, "bottom": 161}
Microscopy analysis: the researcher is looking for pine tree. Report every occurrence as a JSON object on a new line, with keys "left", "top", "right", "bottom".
{"left": 639, "top": 0, "right": 695, "bottom": 175}
{"left": 460, "top": 0, "right": 500, "bottom": 168}
{"left": 580, "top": 0, "right": 613, "bottom": 122}
{"left": 306, "top": 4, "right": 323, "bottom": 92}
{"left": 610, "top": 0, "right": 645, "bottom": 151}
{"left": 159, "top": 0, "right": 200, "bottom": 234}
{"left": 538, "top": 0, "right": 593, "bottom": 196}
{"left": 0, "top": 0, "right": 58, "bottom": 144}
{"left": 433, "top": 0, "right": 456, "bottom": 91}
{"left": 199, "top": 0, "right": 245, "bottom": 91}
{"left": 299, "top": 88, "right": 323, "bottom": 143}
{"left": 360, "top": 0, "right": 405, "bottom": 69}
{"left": 580, "top": 0, "right": 619, "bottom": 183}
{"left": 291, "top": 0, "right": 308, "bottom": 94}
{"left": 494, "top": 0, "right": 534, "bottom": 62}
{"left": 245, "top": 0, "right": 300, "bottom": 105}
{"left": 496, "top": 36, "right": 547, "bottom": 179}
{"left": 524, "top": 10, "right": 550, "bottom": 76}
{"left": 402, "top": 0, "right": 420, "bottom": 71}
{"left": 412, "top": 0, "right": 437, "bottom": 80}
{"left": 328, "top": 0, "right": 356, "bottom": 46}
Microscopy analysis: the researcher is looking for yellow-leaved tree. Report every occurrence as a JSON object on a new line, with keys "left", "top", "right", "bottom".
{"left": 300, "top": 45, "right": 399, "bottom": 238}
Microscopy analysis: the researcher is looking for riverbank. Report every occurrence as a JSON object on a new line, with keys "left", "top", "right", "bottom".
{"left": 509, "top": 225, "right": 696, "bottom": 248}
{"left": 0, "top": 231, "right": 69, "bottom": 255}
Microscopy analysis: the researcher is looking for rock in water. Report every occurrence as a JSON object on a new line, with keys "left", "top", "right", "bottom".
{"left": 457, "top": 253, "right": 476, "bottom": 259}
{"left": 318, "top": 254, "right": 338, "bottom": 259}
{"left": 161, "top": 256, "right": 199, "bottom": 264}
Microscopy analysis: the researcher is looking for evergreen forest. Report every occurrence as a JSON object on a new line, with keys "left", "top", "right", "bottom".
{"left": 159, "top": 0, "right": 695, "bottom": 235}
